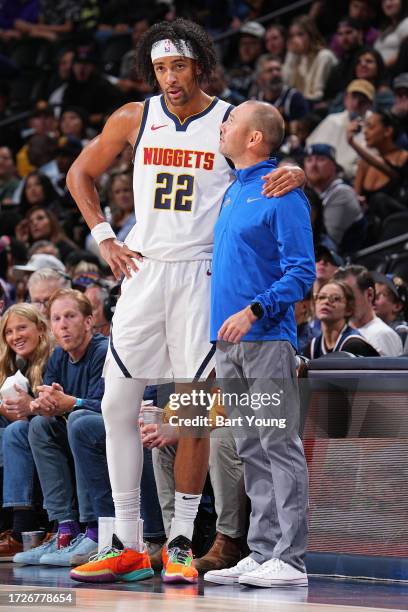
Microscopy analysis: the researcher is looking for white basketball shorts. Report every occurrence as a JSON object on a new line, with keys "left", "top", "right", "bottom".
{"left": 104, "top": 258, "right": 215, "bottom": 380}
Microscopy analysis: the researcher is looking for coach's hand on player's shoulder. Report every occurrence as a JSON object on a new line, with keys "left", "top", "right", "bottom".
{"left": 262, "top": 165, "right": 305, "bottom": 198}
{"left": 99, "top": 238, "right": 143, "bottom": 280}
{"left": 218, "top": 306, "right": 257, "bottom": 344}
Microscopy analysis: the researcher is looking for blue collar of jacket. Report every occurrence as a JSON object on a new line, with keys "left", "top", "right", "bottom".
{"left": 233, "top": 158, "right": 277, "bottom": 184}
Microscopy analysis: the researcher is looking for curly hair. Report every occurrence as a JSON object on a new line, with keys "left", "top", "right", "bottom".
{"left": 136, "top": 18, "right": 217, "bottom": 87}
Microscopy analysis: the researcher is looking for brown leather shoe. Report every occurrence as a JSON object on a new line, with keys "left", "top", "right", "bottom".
{"left": 194, "top": 532, "right": 242, "bottom": 573}
{"left": 0, "top": 530, "right": 23, "bottom": 561}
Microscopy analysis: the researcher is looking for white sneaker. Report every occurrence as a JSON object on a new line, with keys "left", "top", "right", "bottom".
{"left": 239, "top": 558, "right": 308, "bottom": 588}
{"left": 204, "top": 556, "right": 260, "bottom": 585}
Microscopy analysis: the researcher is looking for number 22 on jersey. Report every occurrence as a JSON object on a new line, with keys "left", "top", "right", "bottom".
{"left": 153, "top": 172, "right": 194, "bottom": 212}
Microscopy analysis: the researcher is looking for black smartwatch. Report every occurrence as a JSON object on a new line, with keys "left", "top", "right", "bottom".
{"left": 250, "top": 302, "right": 264, "bottom": 319}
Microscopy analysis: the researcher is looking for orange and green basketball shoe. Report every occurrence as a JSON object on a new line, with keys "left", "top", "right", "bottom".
{"left": 70, "top": 534, "right": 154, "bottom": 583}
{"left": 161, "top": 535, "right": 198, "bottom": 583}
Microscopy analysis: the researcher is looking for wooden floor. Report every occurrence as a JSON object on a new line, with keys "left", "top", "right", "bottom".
{"left": 0, "top": 565, "right": 408, "bottom": 612}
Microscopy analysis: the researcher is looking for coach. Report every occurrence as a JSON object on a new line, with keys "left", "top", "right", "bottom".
{"left": 205, "top": 101, "right": 315, "bottom": 588}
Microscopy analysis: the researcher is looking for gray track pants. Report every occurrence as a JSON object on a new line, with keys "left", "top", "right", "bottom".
{"left": 216, "top": 339, "right": 308, "bottom": 572}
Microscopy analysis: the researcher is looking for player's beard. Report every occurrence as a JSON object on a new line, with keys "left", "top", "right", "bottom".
{"left": 165, "top": 87, "right": 189, "bottom": 107}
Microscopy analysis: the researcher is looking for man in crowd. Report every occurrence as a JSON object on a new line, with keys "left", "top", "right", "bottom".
{"left": 250, "top": 55, "right": 308, "bottom": 124}
{"left": 229, "top": 22, "right": 266, "bottom": 98}
{"left": 325, "top": 17, "right": 364, "bottom": 100}
{"left": 12, "top": 289, "right": 108, "bottom": 565}
{"left": 28, "top": 268, "right": 71, "bottom": 318}
{"left": 304, "top": 143, "right": 364, "bottom": 251}
{"left": 307, "top": 79, "right": 374, "bottom": 180}
{"left": 333, "top": 265, "right": 403, "bottom": 356}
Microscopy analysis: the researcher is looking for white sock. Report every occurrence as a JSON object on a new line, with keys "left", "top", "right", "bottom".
{"left": 113, "top": 488, "right": 144, "bottom": 551}
{"left": 168, "top": 491, "right": 201, "bottom": 543}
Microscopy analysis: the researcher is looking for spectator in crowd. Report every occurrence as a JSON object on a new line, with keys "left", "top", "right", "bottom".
{"left": 307, "top": 79, "right": 374, "bottom": 181}
{"left": 47, "top": 49, "right": 75, "bottom": 104}
{"left": 373, "top": 272, "right": 408, "bottom": 342}
{"left": 229, "top": 22, "right": 265, "bottom": 98}
{"left": 61, "top": 46, "right": 125, "bottom": 128}
{"left": 374, "top": 0, "right": 408, "bottom": 68}
{"left": 16, "top": 135, "right": 57, "bottom": 184}
{"left": 0, "top": 147, "right": 20, "bottom": 207}
{"left": 313, "top": 245, "right": 343, "bottom": 295}
{"left": 295, "top": 290, "right": 319, "bottom": 355}
{"left": 118, "top": 18, "right": 154, "bottom": 100}
{"left": 348, "top": 110, "right": 408, "bottom": 219}
{"left": 391, "top": 73, "right": 408, "bottom": 144}
{"left": 303, "top": 187, "right": 336, "bottom": 251}
{"left": 249, "top": 55, "right": 309, "bottom": 123}
{"left": 13, "top": 0, "right": 80, "bottom": 43}
{"left": 13, "top": 253, "right": 66, "bottom": 304}
{"left": 28, "top": 268, "right": 71, "bottom": 319}
{"left": 306, "top": 279, "right": 379, "bottom": 358}
{"left": 28, "top": 240, "right": 60, "bottom": 259}
{"left": 333, "top": 265, "right": 403, "bottom": 355}
{"left": 16, "top": 206, "right": 77, "bottom": 262}
{"left": 41, "top": 136, "right": 83, "bottom": 199}
{"left": 13, "top": 253, "right": 66, "bottom": 277}
{"left": 324, "top": 17, "right": 364, "bottom": 101}
{"left": 330, "top": 0, "right": 378, "bottom": 56}
{"left": 85, "top": 284, "right": 111, "bottom": 337}
{"left": 280, "top": 116, "right": 321, "bottom": 165}
{"left": 264, "top": 24, "right": 286, "bottom": 62}
{"left": 59, "top": 108, "right": 90, "bottom": 147}
{"left": 0, "top": 304, "right": 52, "bottom": 558}
{"left": 283, "top": 15, "right": 338, "bottom": 103}
{"left": 0, "top": 0, "right": 39, "bottom": 42}
{"left": 13, "top": 289, "right": 108, "bottom": 566}
{"left": 18, "top": 172, "right": 62, "bottom": 216}
{"left": 304, "top": 144, "right": 364, "bottom": 251}
{"left": 203, "top": 66, "right": 245, "bottom": 107}
{"left": 108, "top": 173, "right": 135, "bottom": 243}
{"left": 0, "top": 284, "right": 5, "bottom": 315}
{"left": 0, "top": 237, "right": 28, "bottom": 303}
{"left": 351, "top": 47, "right": 391, "bottom": 104}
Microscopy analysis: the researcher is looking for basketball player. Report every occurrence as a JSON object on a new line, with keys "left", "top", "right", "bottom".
{"left": 67, "top": 19, "right": 305, "bottom": 585}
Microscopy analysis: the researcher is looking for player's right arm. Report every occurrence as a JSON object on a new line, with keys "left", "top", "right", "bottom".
{"left": 66, "top": 102, "right": 143, "bottom": 280}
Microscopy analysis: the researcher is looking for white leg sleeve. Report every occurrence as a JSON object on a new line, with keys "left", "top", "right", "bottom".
{"left": 101, "top": 358, "right": 147, "bottom": 550}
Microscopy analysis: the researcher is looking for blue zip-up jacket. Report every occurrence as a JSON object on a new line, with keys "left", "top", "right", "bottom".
{"left": 210, "top": 159, "right": 316, "bottom": 348}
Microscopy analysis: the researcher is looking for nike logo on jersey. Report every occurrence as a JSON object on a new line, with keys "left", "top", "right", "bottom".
{"left": 247, "top": 197, "right": 263, "bottom": 203}
{"left": 151, "top": 124, "right": 168, "bottom": 131}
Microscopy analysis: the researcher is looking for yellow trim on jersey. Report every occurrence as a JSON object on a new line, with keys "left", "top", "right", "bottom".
{"left": 162, "top": 96, "right": 216, "bottom": 125}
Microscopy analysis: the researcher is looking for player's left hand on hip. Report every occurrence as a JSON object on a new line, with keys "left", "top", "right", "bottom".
{"left": 262, "top": 165, "right": 305, "bottom": 198}
{"left": 218, "top": 307, "right": 256, "bottom": 343}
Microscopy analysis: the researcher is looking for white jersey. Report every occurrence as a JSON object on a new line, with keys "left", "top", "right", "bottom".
{"left": 127, "top": 94, "right": 234, "bottom": 261}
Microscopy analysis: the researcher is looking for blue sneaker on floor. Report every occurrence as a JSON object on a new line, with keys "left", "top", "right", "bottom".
{"left": 13, "top": 534, "right": 57, "bottom": 565}
{"left": 40, "top": 534, "right": 97, "bottom": 567}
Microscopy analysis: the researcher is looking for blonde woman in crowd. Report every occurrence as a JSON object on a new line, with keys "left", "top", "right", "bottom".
{"left": 0, "top": 304, "right": 52, "bottom": 559}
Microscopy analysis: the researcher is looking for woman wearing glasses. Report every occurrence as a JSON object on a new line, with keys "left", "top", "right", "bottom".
{"left": 305, "top": 280, "right": 379, "bottom": 358}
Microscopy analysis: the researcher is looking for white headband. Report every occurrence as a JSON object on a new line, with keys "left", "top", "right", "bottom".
{"left": 151, "top": 39, "right": 196, "bottom": 62}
